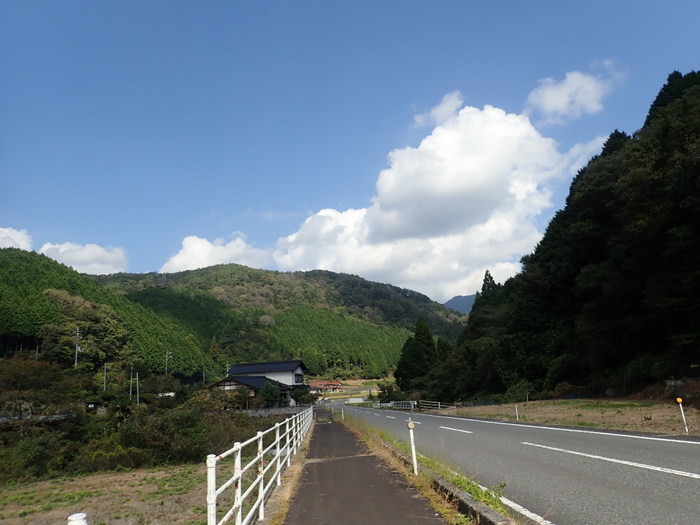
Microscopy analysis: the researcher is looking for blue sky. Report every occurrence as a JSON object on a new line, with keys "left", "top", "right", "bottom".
{"left": 1, "top": 1, "right": 698, "bottom": 302}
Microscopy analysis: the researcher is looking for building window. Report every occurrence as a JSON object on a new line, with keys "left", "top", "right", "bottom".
{"left": 295, "top": 373, "right": 303, "bottom": 384}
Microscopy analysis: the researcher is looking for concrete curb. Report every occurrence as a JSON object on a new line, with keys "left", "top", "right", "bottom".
{"left": 384, "top": 445, "right": 517, "bottom": 525}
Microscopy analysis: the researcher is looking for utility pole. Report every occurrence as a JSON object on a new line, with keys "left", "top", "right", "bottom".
{"left": 165, "top": 350, "right": 172, "bottom": 375}
{"left": 103, "top": 363, "right": 107, "bottom": 391}
{"left": 74, "top": 326, "right": 82, "bottom": 368}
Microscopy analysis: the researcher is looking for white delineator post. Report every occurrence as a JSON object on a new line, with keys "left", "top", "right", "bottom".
{"left": 677, "top": 397, "right": 689, "bottom": 434}
{"left": 408, "top": 418, "right": 418, "bottom": 475}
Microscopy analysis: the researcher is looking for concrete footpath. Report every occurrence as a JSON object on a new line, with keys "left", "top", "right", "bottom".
{"left": 283, "top": 409, "right": 446, "bottom": 525}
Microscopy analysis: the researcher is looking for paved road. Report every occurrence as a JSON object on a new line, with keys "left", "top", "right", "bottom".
{"left": 340, "top": 405, "right": 700, "bottom": 525}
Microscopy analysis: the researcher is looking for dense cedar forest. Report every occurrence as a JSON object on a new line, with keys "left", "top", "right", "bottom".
{"left": 394, "top": 71, "right": 700, "bottom": 402}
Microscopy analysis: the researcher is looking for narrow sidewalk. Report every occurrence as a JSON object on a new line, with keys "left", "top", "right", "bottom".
{"left": 283, "top": 408, "right": 446, "bottom": 525}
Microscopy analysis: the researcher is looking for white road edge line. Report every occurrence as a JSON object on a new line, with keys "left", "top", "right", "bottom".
{"left": 522, "top": 441, "right": 700, "bottom": 479}
{"left": 500, "top": 495, "right": 556, "bottom": 525}
{"left": 456, "top": 472, "right": 557, "bottom": 525}
{"left": 439, "top": 426, "right": 473, "bottom": 434}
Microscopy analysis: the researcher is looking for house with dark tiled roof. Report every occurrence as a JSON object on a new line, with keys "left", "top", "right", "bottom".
{"left": 227, "top": 360, "right": 308, "bottom": 388}
{"left": 211, "top": 360, "right": 309, "bottom": 405}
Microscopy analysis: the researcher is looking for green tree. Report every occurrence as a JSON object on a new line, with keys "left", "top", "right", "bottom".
{"left": 258, "top": 382, "right": 281, "bottom": 408}
{"left": 393, "top": 317, "right": 436, "bottom": 391}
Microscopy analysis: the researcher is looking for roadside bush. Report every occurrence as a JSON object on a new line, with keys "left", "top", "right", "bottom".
{"left": 0, "top": 431, "right": 65, "bottom": 482}
{"left": 118, "top": 407, "right": 210, "bottom": 462}
{"left": 73, "top": 434, "right": 149, "bottom": 472}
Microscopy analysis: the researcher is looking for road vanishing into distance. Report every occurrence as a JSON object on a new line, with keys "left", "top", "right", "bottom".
{"left": 339, "top": 405, "right": 700, "bottom": 525}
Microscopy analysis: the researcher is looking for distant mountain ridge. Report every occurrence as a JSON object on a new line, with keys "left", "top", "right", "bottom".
{"left": 444, "top": 294, "right": 476, "bottom": 314}
{"left": 0, "top": 248, "right": 467, "bottom": 380}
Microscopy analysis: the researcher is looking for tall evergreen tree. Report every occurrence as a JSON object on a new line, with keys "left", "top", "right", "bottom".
{"left": 393, "top": 316, "right": 436, "bottom": 391}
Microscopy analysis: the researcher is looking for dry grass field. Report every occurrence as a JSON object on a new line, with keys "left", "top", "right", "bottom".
{"left": 450, "top": 398, "right": 699, "bottom": 436}
{"left": 0, "top": 463, "right": 209, "bottom": 525}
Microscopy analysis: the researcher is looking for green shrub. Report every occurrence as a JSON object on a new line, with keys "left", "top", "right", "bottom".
{"left": 72, "top": 434, "right": 148, "bottom": 472}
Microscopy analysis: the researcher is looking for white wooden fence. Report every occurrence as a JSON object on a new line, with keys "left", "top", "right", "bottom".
{"left": 206, "top": 407, "right": 314, "bottom": 525}
{"left": 382, "top": 400, "right": 456, "bottom": 410}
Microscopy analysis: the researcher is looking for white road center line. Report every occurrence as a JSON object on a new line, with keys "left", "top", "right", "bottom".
{"left": 386, "top": 415, "right": 396, "bottom": 419}
{"left": 439, "top": 426, "right": 473, "bottom": 434}
{"left": 522, "top": 441, "right": 700, "bottom": 479}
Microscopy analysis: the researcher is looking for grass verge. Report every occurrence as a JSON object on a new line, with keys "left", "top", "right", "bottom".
{"left": 338, "top": 412, "right": 513, "bottom": 525}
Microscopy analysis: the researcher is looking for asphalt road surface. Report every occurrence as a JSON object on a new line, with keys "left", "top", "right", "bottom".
{"left": 340, "top": 405, "right": 700, "bottom": 525}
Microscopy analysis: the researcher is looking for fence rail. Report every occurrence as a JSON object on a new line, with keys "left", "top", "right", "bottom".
{"left": 417, "top": 399, "right": 456, "bottom": 410}
{"left": 377, "top": 400, "right": 456, "bottom": 410}
{"left": 206, "top": 407, "right": 314, "bottom": 525}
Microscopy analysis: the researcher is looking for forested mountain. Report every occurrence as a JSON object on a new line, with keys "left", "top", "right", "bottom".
{"left": 0, "top": 249, "right": 466, "bottom": 381}
{"left": 396, "top": 71, "right": 700, "bottom": 401}
{"left": 0, "top": 249, "right": 205, "bottom": 377}
{"left": 444, "top": 294, "right": 476, "bottom": 314}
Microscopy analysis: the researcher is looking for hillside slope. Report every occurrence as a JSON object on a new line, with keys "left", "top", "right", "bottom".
{"left": 1, "top": 249, "right": 465, "bottom": 379}
{"left": 451, "top": 71, "right": 700, "bottom": 398}
{"left": 0, "top": 248, "right": 205, "bottom": 376}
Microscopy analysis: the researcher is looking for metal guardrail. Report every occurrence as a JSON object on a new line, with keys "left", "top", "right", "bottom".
{"left": 206, "top": 407, "right": 314, "bottom": 525}
{"left": 390, "top": 400, "right": 417, "bottom": 410}
{"left": 417, "top": 400, "right": 456, "bottom": 410}
{"left": 378, "top": 400, "right": 456, "bottom": 410}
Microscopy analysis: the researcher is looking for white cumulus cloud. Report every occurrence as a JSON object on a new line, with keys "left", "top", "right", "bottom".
{"left": 0, "top": 227, "right": 33, "bottom": 250}
{"left": 413, "top": 91, "right": 464, "bottom": 128}
{"left": 160, "top": 233, "right": 272, "bottom": 273}
{"left": 39, "top": 242, "right": 128, "bottom": 274}
{"left": 270, "top": 94, "right": 606, "bottom": 301}
{"left": 527, "top": 70, "right": 611, "bottom": 123}
{"left": 162, "top": 71, "right": 610, "bottom": 301}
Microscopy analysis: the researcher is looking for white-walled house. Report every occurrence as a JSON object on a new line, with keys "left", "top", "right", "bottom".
{"left": 226, "top": 360, "right": 308, "bottom": 388}
{"left": 210, "top": 360, "right": 309, "bottom": 406}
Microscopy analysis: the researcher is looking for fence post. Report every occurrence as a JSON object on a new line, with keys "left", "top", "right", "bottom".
{"left": 257, "top": 431, "right": 265, "bottom": 521}
{"left": 275, "top": 422, "right": 282, "bottom": 486}
{"left": 206, "top": 454, "right": 217, "bottom": 525}
{"left": 234, "top": 443, "right": 242, "bottom": 525}
{"left": 285, "top": 418, "right": 291, "bottom": 467}
{"left": 292, "top": 413, "right": 298, "bottom": 456}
